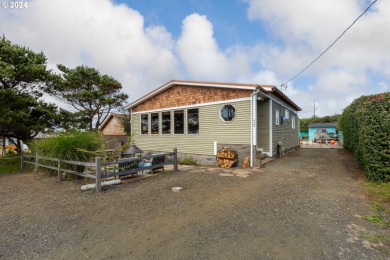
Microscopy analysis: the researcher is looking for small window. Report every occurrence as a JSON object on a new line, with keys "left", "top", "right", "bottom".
{"left": 292, "top": 116, "right": 296, "bottom": 129}
{"left": 188, "top": 108, "right": 199, "bottom": 134}
{"left": 162, "top": 112, "right": 171, "bottom": 134}
{"left": 275, "top": 110, "right": 280, "bottom": 125}
{"left": 151, "top": 113, "right": 159, "bottom": 134}
{"left": 174, "top": 110, "right": 184, "bottom": 134}
{"left": 285, "top": 109, "right": 289, "bottom": 119}
{"left": 141, "top": 114, "right": 149, "bottom": 134}
{"left": 220, "top": 104, "right": 235, "bottom": 122}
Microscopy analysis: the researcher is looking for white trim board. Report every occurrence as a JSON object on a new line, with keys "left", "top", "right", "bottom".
{"left": 131, "top": 97, "right": 251, "bottom": 115}
{"left": 125, "top": 81, "right": 257, "bottom": 109}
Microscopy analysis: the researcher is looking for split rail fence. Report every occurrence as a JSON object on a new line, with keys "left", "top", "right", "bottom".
{"left": 22, "top": 148, "right": 178, "bottom": 192}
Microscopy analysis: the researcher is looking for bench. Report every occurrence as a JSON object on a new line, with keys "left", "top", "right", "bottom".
{"left": 116, "top": 154, "right": 166, "bottom": 178}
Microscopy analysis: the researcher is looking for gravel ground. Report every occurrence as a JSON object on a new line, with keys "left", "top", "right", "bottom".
{"left": 0, "top": 149, "right": 387, "bottom": 259}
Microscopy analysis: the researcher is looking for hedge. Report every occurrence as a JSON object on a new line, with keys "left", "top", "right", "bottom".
{"left": 338, "top": 92, "right": 390, "bottom": 182}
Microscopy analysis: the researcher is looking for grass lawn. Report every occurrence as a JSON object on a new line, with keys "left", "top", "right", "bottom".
{"left": 0, "top": 156, "right": 22, "bottom": 174}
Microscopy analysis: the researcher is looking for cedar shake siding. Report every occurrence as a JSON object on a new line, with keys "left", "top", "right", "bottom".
{"left": 132, "top": 85, "right": 253, "bottom": 113}
{"left": 101, "top": 116, "right": 127, "bottom": 136}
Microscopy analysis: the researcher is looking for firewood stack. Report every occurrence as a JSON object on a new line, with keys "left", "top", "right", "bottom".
{"left": 216, "top": 147, "right": 238, "bottom": 168}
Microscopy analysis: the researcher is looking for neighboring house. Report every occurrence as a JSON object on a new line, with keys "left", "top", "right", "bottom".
{"left": 308, "top": 122, "right": 337, "bottom": 142}
{"left": 124, "top": 80, "right": 301, "bottom": 167}
{"left": 99, "top": 113, "right": 129, "bottom": 150}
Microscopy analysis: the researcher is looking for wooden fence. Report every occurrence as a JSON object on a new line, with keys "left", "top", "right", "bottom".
{"left": 22, "top": 148, "right": 178, "bottom": 192}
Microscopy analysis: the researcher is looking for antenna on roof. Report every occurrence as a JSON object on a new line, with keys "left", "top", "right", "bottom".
{"left": 280, "top": 83, "right": 287, "bottom": 92}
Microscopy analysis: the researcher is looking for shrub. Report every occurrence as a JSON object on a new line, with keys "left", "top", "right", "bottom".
{"left": 31, "top": 131, "right": 103, "bottom": 175}
{"left": 339, "top": 92, "right": 390, "bottom": 182}
{"left": 179, "top": 156, "right": 198, "bottom": 166}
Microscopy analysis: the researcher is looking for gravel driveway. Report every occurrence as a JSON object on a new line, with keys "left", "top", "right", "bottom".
{"left": 0, "top": 149, "right": 386, "bottom": 259}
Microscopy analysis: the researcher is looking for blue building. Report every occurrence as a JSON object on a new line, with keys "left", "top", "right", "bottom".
{"left": 308, "top": 122, "right": 337, "bottom": 143}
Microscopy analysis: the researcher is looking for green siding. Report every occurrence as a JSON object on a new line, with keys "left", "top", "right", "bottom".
{"left": 132, "top": 101, "right": 251, "bottom": 156}
{"left": 257, "top": 99, "right": 270, "bottom": 152}
{"left": 271, "top": 100, "right": 300, "bottom": 156}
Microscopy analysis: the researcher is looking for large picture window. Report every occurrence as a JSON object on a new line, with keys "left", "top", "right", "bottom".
{"left": 174, "top": 110, "right": 184, "bottom": 134}
{"left": 188, "top": 108, "right": 199, "bottom": 134}
{"left": 162, "top": 112, "right": 171, "bottom": 134}
{"left": 151, "top": 113, "right": 159, "bottom": 134}
{"left": 220, "top": 104, "right": 235, "bottom": 122}
{"left": 141, "top": 114, "right": 149, "bottom": 134}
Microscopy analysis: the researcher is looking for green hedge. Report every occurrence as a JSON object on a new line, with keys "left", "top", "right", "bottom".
{"left": 339, "top": 93, "right": 390, "bottom": 182}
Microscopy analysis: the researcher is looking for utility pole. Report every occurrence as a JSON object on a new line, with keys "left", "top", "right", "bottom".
{"left": 313, "top": 100, "right": 316, "bottom": 118}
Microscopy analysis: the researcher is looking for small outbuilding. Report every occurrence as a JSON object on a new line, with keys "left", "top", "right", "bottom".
{"left": 124, "top": 80, "right": 301, "bottom": 167}
{"left": 99, "top": 113, "right": 129, "bottom": 150}
{"left": 308, "top": 122, "right": 337, "bottom": 143}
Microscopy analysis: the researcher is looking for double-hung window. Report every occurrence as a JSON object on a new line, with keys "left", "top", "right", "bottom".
{"left": 141, "top": 114, "right": 149, "bottom": 134}
{"left": 188, "top": 109, "right": 199, "bottom": 134}
{"left": 174, "top": 110, "right": 184, "bottom": 134}
{"left": 162, "top": 112, "right": 171, "bottom": 134}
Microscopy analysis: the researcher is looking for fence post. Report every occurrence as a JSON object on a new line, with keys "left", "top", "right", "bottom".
{"left": 96, "top": 157, "right": 102, "bottom": 192}
{"left": 173, "top": 148, "right": 178, "bottom": 172}
{"left": 20, "top": 152, "right": 24, "bottom": 171}
{"left": 57, "top": 159, "right": 61, "bottom": 181}
{"left": 34, "top": 153, "right": 38, "bottom": 174}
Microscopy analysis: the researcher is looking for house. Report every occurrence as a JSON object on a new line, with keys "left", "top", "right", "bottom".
{"left": 308, "top": 122, "right": 337, "bottom": 143}
{"left": 124, "top": 80, "right": 301, "bottom": 167}
{"left": 99, "top": 113, "right": 129, "bottom": 150}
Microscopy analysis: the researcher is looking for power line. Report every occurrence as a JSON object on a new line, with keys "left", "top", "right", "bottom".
{"left": 146, "top": 0, "right": 174, "bottom": 80}
{"left": 281, "top": 0, "right": 378, "bottom": 86}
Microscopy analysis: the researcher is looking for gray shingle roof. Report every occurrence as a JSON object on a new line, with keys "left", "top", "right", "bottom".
{"left": 308, "top": 122, "right": 337, "bottom": 128}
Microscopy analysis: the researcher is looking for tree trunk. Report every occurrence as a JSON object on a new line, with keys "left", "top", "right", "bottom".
{"left": 1, "top": 136, "right": 5, "bottom": 157}
{"left": 16, "top": 139, "right": 22, "bottom": 155}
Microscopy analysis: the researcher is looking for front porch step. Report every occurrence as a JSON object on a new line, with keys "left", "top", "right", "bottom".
{"left": 256, "top": 151, "right": 274, "bottom": 167}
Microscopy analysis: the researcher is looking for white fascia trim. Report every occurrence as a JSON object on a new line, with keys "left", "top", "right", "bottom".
{"left": 259, "top": 92, "right": 298, "bottom": 114}
{"left": 125, "top": 81, "right": 256, "bottom": 109}
{"left": 131, "top": 97, "right": 251, "bottom": 115}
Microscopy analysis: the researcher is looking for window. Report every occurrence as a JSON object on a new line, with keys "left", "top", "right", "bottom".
{"left": 275, "top": 110, "right": 280, "bottom": 125}
{"left": 292, "top": 116, "right": 295, "bottom": 129}
{"left": 151, "top": 113, "right": 159, "bottom": 134}
{"left": 220, "top": 104, "right": 235, "bottom": 122}
{"left": 174, "top": 110, "right": 184, "bottom": 134}
{"left": 162, "top": 112, "right": 171, "bottom": 134}
{"left": 285, "top": 109, "right": 289, "bottom": 119}
{"left": 141, "top": 114, "right": 148, "bottom": 134}
{"left": 188, "top": 108, "right": 199, "bottom": 134}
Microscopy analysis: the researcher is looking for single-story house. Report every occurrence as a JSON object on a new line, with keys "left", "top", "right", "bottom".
{"left": 99, "top": 113, "right": 129, "bottom": 150}
{"left": 308, "top": 122, "right": 337, "bottom": 142}
{"left": 124, "top": 80, "right": 301, "bottom": 167}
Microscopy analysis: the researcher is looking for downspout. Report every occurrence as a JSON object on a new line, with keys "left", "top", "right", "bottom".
{"left": 250, "top": 87, "right": 260, "bottom": 167}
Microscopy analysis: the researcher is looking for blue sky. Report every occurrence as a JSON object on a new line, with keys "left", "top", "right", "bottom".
{"left": 1, "top": 0, "right": 389, "bottom": 118}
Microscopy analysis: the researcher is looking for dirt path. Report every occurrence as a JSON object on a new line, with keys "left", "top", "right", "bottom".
{"left": 0, "top": 149, "right": 386, "bottom": 259}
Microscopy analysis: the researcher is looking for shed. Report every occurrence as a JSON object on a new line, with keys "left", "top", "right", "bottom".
{"left": 308, "top": 122, "right": 337, "bottom": 143}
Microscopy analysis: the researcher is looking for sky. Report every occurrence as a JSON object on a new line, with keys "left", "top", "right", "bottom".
{"left": 1, "top": 0, "right": 389, "bottom": 118}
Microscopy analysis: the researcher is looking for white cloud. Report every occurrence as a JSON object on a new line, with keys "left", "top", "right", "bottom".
{"left": 246, "top": 0, "right": 390, "bottom": 117}
{"left": 177, "top": 13, "right": 253, "bottom": 82}
{"left": 0, "top": 0, "right": 179, "bottom": 101}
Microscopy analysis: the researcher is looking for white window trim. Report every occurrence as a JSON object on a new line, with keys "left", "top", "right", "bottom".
{"left": 275, "top": 109, "right": 280, "bottom": 126}
{"left": 285, "top": 109, "right": 289, "bottom": 119}
{"left": 220, "top": 104, "right": 236, "bottom": 122}
{"left": 292, "top": 116, "right": 296, "bottom": 129}
{"left": 140, "top": 114, "right": 149, "bottom": 135}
